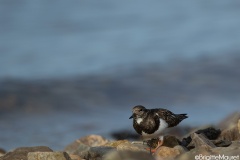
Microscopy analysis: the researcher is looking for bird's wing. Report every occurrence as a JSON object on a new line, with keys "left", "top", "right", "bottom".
{"left": 154, "top": 108, "right": 180, "bottom": 127}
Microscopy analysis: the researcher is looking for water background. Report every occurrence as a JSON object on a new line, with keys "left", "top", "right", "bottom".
{"left": 1, "top": 0, "right": 240, "bottom": 151}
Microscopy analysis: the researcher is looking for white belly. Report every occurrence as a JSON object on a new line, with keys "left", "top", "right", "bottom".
{"left": 142, "top": 118, "right": 168, "bottom": 140}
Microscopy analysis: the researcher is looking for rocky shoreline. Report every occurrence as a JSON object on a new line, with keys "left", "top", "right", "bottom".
{"left": 1, "top": 113, "right": 240, "bottom": 160}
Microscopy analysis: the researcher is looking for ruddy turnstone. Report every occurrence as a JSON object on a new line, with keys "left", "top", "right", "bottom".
{"left": 129, "top": 105, "right": 188, "bottom": 152}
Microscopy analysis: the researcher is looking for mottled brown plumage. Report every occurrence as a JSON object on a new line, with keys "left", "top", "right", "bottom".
{"left": 129, "top": 105, "right": 188, "bottom": 140}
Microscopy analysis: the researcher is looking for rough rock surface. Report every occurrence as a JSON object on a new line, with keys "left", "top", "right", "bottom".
{"left": 238, "top": 119, "right": 240, "bottom": 134}
{"left": 64, "top": 134, "right": 108, "bottom": 157}
{"left": 218, "top": 121, "right": 240, "bottom": 141}
{"left": 154, "top": 145, "right": 186, "bottom": 160}
{"left": 181, "top": 127, "right": 221, "bottom": 148}
{"left": 81, "top": 146, "right": 115, "bottom": 160}
{"left": 2, "top": 115, "right": 240, "bottom": 160}
{"left": 69, "top": 154, "right": 83, "bottom": 160}
{"left": 27, "top": 151, "right": 71, "bottom": 160}
{"left": 104, "top": 150, "right": 154, "bottom": 160}
{"left": 0, "top": 148, "right": 6, "bottom": 157}
{"left": 190, "top": 133, "right": 216, "bottom": 149}
{"left": 0, "top": 146, "right": 53, "bottom": 160}
{"left": 105, "top": 140, "right": 147, "bottom": 152}
{"left": 218, "top": 112, "right": 240, "bottom": 129}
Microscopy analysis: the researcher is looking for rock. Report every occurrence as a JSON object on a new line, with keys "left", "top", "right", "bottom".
{"left": 154, "top": 146, "right": 186, "bottom": 160}
{"left": 238, "top": 119, "right": 240, "bottom": 134}
{"left": 218, "top": 112, "right": 240, "bottom": 130}
{"left": 27, "top": 151, "right": 71, "bottom": 160}
{"left": 162, "top": 135, "right": 181, "bottom": 148}
{"left": 64, "top": 135, "right": 108, "bottom": 155}
{"left": 195, "top": 127, "right": 221, "bottom": 140}
{"left": 229, "top": 141, "right": 240, "bottom": 147}
{"left": 177, "top": 146, "right": 212, "bottom": 160}
{"left": 146, "top": 136, "right": 180, "bottom": 149}
{"left": 211, "top": 139, "right": 232, "bottom": 147}
{"left": 178, "top": 140, "right": 240, "bottom": 160}
{"left": 189, "top": 133, "right": 216, "bottom": 149}
{"left": 0, "top": 146, "right": 52, "bottom": 160}
{"left": 174, "top": 145, "right": 188, "bottom": 153}
{"left": 110, "top": 130, "right": 139, "bottom": 140}
{"left": 0, "top": 148, "right": 6, "bottom": 154}
{"left": 104, "top": 150, "right": 155, "bottom": 160}
{"left": 104, "top": 140, "right": 129, "bottom": 148}
{"left": 0, "top": 148, "right": 6, "bottom": 157}
{"left": 116, "top": 142, "right": 147, "bottom": 152}
{"left": 105, "top": 140, "right": 147, "bottom": 152}
{"left": 81, "top": 146, "right": 115, "bottom": 160}
{"left": 218, "top": 120, "right": 240, "bottom": 141}
{"left": 182, "top": 127, "right": 220, "bottom": 148}
{"left": 69, "top": 154, "right": 83, "bottom": 160}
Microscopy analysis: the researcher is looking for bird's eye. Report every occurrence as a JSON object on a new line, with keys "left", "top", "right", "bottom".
{"left": 139, "top": 109, "right": 142, "bottom": 111}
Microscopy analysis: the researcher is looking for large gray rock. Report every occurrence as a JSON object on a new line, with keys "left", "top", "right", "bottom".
{"left": 190, "top": 133, "right": 216, "bottom": 149}
{"left": 27, "top": 151, "right": 71, "bottom": 160}
{"left": 104, "top": 150, "right": 154, "bottom": 160}
{"left": 64, "top": 134, "right": 108, "bottom": 156}
{"left": 0, "top": 146, "right": 52, "bottom": 160}
{"left": 181, "top": 127, "right": 221, "bottom": 148}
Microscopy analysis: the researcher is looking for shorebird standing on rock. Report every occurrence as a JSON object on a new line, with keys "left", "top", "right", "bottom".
{"left": 129, "top": 105, "right": 188, "bottom": 153}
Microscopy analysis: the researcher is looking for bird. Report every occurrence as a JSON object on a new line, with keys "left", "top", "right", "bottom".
{"left": 129, "top": 105, "right": 188, "bottom": 152}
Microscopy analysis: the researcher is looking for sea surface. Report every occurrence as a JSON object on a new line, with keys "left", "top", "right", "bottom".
{"left": 1, "top": 0, "right": 240, "bottom": 151}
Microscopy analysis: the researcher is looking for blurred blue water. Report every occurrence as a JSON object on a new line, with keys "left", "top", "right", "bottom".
{"left": 0, "top": 0, "right": 240, "bottom": 79}
{"left": 1, "top": 0, "right": 240, "bottom": 151}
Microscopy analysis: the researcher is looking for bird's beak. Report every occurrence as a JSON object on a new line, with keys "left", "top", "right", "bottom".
{"left": 129, "top": 114, "right": 134, "bottom": 119}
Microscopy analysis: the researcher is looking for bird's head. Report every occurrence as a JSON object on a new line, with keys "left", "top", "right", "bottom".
{"left": 129, "top": 105, "right": 146, "bottom": 119}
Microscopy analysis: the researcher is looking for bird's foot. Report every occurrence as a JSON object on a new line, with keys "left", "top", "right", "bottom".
{"left": 146, "top": 139, "right": 163, "bottom": 154}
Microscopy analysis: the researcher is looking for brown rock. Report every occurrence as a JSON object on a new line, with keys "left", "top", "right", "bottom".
{"left": 162, "top": 135, "right": 181, "bottom": 148}
{"left": 105, "top": 140, "right": 147, "bottom": 152}
{"left": 211, "top": 139, "right": 232, "bottom": 147}
{"left": 116, "top": 142, "right": 147, "bottom": 152}
{"left": 64, "top": 135, "right": 108, "bottom": 155}
{"left": 173, "top": 145, "right": 188, "bottom": 153}
{"left": 211, "top": 145, "right": 240, "bottom": 156}
{"left": 238, "top": 119, "right": 240, "bottom": 134}
{"left": 177, "top": 146, "right": 212, "bottom": 160}
{"left": 0, "top": 148, "right": 6, "bottom": 157}
{"left": 178, "top": 140, "right": 240, "bottom": 160}
{"left": 229, "top": 141, "right": 240, "bottom": 147}
{"left": 69, "top": 154, "right": 83, "bottom": 160}
{"left": 189, "top": 133, "right": 216, "bottom": 149}
{"left": 218, "top": 112, "right": 240, "bottom": 130}
{"left": 104, "top": 150, "right": 154, "bottom": 160}
{"left": 0, "top": 146, "right": 52, "bottom": 160}
{"left": 218, "top": 122, "right": 240, "bottom": 141}
{"left": 27, "top": 151, "right": 71, "bottom": 160}
{"left": 81, "top": 146, "right": 115, "bottom": 160}
{"left": 104, "top": 140, "right": 129, "bottom": 148}
{"left": 154, "top": 146, "right": 183, "bottom": 160}
{"left": 145, "top": 136, "right": 180, "bottom": 149}
{"left": 0, "top": 148, "right": 6, "bottom": 155}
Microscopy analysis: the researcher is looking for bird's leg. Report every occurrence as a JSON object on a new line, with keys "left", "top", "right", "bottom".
{"left": 146, "top": 136, "right": 164, "bottom": 154}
